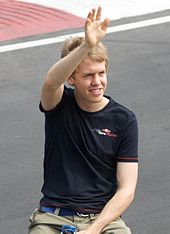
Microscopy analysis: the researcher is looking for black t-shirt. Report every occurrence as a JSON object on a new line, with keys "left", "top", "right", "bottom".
{"left": 39, "top": 87, "right": 138, "bottom": 213}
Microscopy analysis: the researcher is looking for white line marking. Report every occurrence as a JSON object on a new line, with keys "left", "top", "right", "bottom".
{"left": 0, "top": 16, "right": 170, "bottom": 53}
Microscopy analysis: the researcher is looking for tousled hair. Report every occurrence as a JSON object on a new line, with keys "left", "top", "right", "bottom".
{"left": 61, "top": 37, "right": 109, "bottom": 71}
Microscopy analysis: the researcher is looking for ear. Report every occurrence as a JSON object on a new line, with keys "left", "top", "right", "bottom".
{"left": 67, "top": 76, "right": 75, "bottom": 86}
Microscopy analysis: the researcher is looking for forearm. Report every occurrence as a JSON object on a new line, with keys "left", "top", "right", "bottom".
{"left": 46, "top": 41, "right": 92, "bottom": 88}
{"left": 85, "top": 189, "right": 135, "bottom": 234}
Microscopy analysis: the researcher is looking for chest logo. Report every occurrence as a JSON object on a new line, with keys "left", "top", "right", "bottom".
{"left": 92, "top": 128, "right": 117, "bottom": 139}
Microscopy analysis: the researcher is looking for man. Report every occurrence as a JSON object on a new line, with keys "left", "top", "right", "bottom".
{"left": 28, "top": 6, "right": 138, "bottom": 234}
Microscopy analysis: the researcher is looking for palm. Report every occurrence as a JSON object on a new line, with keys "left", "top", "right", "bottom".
{"left": 85, "top": 6, "right": 110, "bottom": 47}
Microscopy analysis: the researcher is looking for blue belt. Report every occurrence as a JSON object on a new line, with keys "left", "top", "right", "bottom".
{"left": 39, "top": 206, "right": 90, "bottom": 217}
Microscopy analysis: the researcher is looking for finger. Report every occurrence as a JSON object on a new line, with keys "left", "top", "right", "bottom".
{"left": 85, "top": 10, "right": 93, "bottom": 27}
{"left": 86, "top": 11, "right": 91, "bottom": 22}
{"left": 96, "top": 6, "right": 102, "bottom": 20}
{"left": 85, "top": 16, "right": 90, "bottom": 30}
{"left": 101, "top": 18, "right": 110, "bottom": 31}
{"left": 86, "top": 8, "right": 95, "bottom": 23}
{"left": 91, "top": 8, "right": 96, "bottom": 21}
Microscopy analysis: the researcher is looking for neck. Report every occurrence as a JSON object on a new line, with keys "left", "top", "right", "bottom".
{"left": 75, "top": 96, "right": 109, "bottom": 112}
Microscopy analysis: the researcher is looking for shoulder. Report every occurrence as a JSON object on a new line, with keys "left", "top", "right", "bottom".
{"left": 106, "top": 96, "right": 137, "bottom": 125}
{"left": 40, "top": 86, "right": 75, "bottom": 113}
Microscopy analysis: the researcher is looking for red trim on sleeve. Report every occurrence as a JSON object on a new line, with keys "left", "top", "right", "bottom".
{"left": 117, "top": 156, "right": 138, "bottom": 162}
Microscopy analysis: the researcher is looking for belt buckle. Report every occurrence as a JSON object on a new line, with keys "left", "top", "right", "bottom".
{"left": 76, "top": 212, "right": 89, "bottom": 217}
{"left": 61, "top": 225, "right": 77, "bottom": 234}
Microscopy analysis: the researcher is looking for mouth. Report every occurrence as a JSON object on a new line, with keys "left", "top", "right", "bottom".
{"left": 89, "top": 88, "right": 103, "bottom": 96}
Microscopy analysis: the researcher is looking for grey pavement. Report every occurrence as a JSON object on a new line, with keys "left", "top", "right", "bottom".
{"left": 0, "top": 11, "right": 170, "bottom": 234}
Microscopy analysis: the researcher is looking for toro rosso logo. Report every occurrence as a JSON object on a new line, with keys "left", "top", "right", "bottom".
{"left": 92, "top": 128, "right": 117, "bottom": 139}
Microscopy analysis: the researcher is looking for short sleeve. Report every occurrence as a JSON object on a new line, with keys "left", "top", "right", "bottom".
{"left": 39, "top": 86, "right": 73, "bottom": 114}
{"left": 116, "top": 113, "right": 138, "bottom": 162}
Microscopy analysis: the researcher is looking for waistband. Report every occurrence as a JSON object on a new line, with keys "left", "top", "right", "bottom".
{"left": 39, "top": 205, "right": 95, "bottom": 217}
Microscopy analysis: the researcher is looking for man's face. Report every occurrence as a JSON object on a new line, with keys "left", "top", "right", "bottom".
{"left": 68, "top": 58, "right": 107, "bottom": 111}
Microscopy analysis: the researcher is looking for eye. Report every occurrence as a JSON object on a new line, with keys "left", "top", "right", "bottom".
{"left": 83, "top": 73, "right": 93, "bottom": 79}
{"left": 99, "top": 71, "right": 106, "bottom": 76}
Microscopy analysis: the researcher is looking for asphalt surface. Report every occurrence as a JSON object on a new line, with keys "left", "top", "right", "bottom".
{"left": 0, "top": 10, "right": 170, "bottom": 234}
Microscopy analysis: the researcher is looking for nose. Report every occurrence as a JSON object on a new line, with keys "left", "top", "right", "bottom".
{"left": 91, "top": 74, "right": 100, "bottom": 86}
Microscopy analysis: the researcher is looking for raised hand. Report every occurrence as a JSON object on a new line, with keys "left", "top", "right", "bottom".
{"left": 84, "top": 6, "right": 110, "bottom": 48}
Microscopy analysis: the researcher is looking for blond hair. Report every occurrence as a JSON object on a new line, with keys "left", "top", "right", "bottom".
{"left": 61, "top": 37, "right": 108, "bottom": 71}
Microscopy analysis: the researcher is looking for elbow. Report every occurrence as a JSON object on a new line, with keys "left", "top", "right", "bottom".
{"left": 125, "top": 189, "right": 136, "bottom": 205}
{"left": 44, "top": 73, "right": 59, "bottom": 90}
{"left": 118, "top": 188, "right": 136, "bottom": 205}
{"left": 128, "top": 191, "right": 135, "bottom": 203}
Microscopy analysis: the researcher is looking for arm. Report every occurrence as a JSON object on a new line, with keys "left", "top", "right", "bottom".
{"left": 40, "top": 6, "right": 110, "bottom": 111}
{"left": 77, "top": 162, "right": 138, "bottom": 234}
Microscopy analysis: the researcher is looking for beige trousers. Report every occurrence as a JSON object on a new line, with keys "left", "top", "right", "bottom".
{"left": 27, "top": 208, "right": 131, "bottom": 234}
